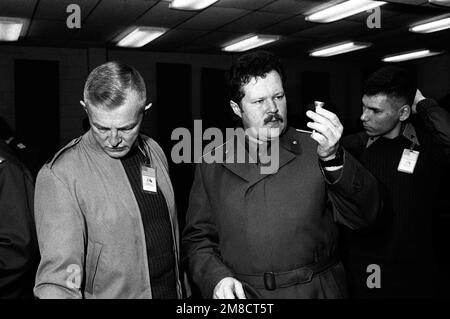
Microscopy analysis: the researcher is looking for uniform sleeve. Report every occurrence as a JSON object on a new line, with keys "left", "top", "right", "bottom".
{"left": 182, "top": 165, "right": 234, "bottom": 298}
{"left": 416, "top": 98, "right": 450, "bottom": 163}
{"left": 33, "top": 166, "right": 86, "bottom": 299}
{"left": 0, "top": 162, "right": 38, "bottom": 298}
{"left": 322, "top": 149, "right": 381, "bottom": 230}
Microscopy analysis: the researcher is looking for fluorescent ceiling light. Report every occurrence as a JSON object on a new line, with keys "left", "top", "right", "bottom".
{"left": 222, "top": 35, "right": 280, "bottom": 52}
{"left": 410, "top": 15, "right": 450, "bottom": 33}
{"left": 116, "top": 27, "right": 167, "bottom": 48}
{"left": 306, "top": 0, "right": 386, "bottom": 23}
{"left": 382, "top": 49, "right": 443, "bottom": 62}
{"left": 169, "top": 0, "right": 219, "bottom": 10}
{"left": 0, "top": 17, "right": 24, "bottom": 41}
{"left": 310, "top": 41, "right": 371, "bottom": 57}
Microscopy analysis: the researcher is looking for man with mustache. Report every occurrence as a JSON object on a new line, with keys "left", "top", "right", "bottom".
{"left": 183, "top": 51, "right": 380, "bottom": 299}
{"left": 340, "top": 66, "right": 450, "bottom": 298}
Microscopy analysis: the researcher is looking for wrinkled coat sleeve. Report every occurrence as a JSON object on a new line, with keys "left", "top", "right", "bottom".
{"left": 322, "top": 149, "right": 381, "bottom": 230}
{"left": 34, "top": 166, "right": 85, "bottom": 299}
{"left": 0, "top": 160, "right": 38, "bottom": 298}
{"left": 416, "top": 99, "right": 450, "bottom": 163}
{"left": 182, "top": 164, "right": 234, "bottom": 298}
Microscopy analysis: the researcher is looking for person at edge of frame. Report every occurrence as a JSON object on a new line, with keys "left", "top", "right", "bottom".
{"left": 0, "top": 138, "right": 39, "bottom": 299}
{"left": 340, "top": 66, "right": 450, "bottom": 299}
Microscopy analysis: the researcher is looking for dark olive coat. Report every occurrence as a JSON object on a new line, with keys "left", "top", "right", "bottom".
{"left": 183, "top": 127, "right": 380, "bottom": 298}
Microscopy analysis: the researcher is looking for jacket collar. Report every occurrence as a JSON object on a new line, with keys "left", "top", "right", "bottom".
{"left": 221, "top": 126, "right": 301, "bottom": 185}
{"left": 366, "top": 122, "right": 420, "bottom": 148}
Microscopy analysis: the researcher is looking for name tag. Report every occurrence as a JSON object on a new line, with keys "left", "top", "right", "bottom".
{"left": 141, "top": 165, "right": 157, "bottom": 194}
{"left": 397, "top": 149, "right": 419, "bottom": 174}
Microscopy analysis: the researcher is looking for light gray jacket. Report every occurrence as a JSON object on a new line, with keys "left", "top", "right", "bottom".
{"left": 34, "top": 131, "right": 183, "bottom": 298}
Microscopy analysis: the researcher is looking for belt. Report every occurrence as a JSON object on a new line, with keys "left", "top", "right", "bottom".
{"left": 235, "top": 252, "right": 339, "bottom": 291}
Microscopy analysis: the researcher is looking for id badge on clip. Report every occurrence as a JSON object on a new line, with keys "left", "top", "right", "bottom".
{"left": 397, "top": 149, "right": 419, "bottom": 174}
{"left": 141, "top": 165, "right": 157, "bottom": 194}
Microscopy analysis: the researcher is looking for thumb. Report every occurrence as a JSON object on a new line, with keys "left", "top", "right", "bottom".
{"left": 234, "top": 281, "right": 247, "bottom": 299}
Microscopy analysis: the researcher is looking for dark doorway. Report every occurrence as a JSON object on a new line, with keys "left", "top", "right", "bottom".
{"left": 156, "top": 62, "right": 193, "bottom": 232}
{"left": 201, "top": 68, "right": 235, "bottom": 132}
{"left": 14, "top": 59, "right": 60, "bottom": 176}
{"left": 292, "top": 71, "right": 331, "bottom": 130}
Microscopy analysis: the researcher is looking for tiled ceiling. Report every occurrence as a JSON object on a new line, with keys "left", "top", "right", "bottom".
{"left": 0, "top": 0, "right": 449, "bottom": 61}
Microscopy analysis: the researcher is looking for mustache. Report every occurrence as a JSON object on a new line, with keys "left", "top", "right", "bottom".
{"left": 264, "top": 113, "right": 284, "bottom": 125}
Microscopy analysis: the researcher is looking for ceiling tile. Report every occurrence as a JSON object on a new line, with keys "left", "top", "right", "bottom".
{"left": 72, "top": 22, "right": 125, "bottom": 42}
{"left": 262, "top": 15, "right": 316, "bottom": 35}
{"left": 177, "top": 7, "right": 249, "bottom": 30}
{"left": 136, "top": 1, "right": 196, "bottom": 28}
{"left": 146, "top": 28, "right": 208, "bottom": 50}
{"left": 260, "top": 0, "right": 325, "bottom": 14}
{"left": 34, "top": 0, "right": 99, "bottom": 21}
{"left": 214, "top": 0, "right": 275, "bottom": 10}
{"left": 192, "top": 31, "right": 247, "bottom": 49}
{"left": 220, "top": 11, "right": 293, "bottom": 33}
{"left": 85, "top": 0, "right": 157, "bottom": 25}
{"left": 0, "top": 0, "right": 38, "bottom": 18}
{"left": 343, "top": 6, "right": 403, "bottom": 23}
{"left": 292, "top": 20, "right": 362, "bottom": 38}
{"left": 27, "top": 19, "right": 78, "bottom": 39}
{"left": 267, "top": 36, "right": 312, "bottom": 57}
{"left": 387, "top": 0, "right": 428, "bottom": 5}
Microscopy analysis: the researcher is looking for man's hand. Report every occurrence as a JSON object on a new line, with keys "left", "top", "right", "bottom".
{"left": 306, "top": 106, "right": 343, "bottom": 160}
{"left": 412, "top": 89, "right": 425, "bottom": 114}
{"left": 213, "top": 277, "right": 246, "bottom": 299}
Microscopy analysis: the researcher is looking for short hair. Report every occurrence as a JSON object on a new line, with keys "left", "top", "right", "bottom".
{"left": 227, "top": 51, "right": 286, "bottom": 104}
{"left": 364, "top": 66, "right": 416, "bottom": 106}
{"left": 83, "top": 61, "right": 146, "bottom": 109}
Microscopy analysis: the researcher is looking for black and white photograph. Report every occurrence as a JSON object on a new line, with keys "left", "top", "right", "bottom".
{"left": 0, "top": 0, "right": 450, "bottom": 308}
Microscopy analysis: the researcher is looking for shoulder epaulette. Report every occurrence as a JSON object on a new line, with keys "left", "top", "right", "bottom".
{"left": 47, "top": 136, "right": 83, "bottom": 168}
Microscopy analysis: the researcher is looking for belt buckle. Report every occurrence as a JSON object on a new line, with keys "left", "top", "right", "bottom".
{"left": 263, "top": 272, "right": 276, "bottom": 290}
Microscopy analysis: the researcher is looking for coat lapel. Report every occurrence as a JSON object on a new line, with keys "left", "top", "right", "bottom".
{"left": 221, "top": 127, "right": 301, "bottom": 188}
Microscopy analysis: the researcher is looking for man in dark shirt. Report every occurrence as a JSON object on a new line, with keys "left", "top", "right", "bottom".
{"left": 341, "top": 66, "right": 450, "bottom": 298}
{"left": 34, "top": 61, "right": 184, "bottom": 298}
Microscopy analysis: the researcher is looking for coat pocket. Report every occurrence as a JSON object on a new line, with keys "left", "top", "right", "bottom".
{"left": 85, "top": 241, "right": 103, "bottom": 295}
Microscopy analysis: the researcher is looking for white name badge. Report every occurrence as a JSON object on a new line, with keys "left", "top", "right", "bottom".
{"left": 397, "top": 149, "right": 419, "bottom": 174}
{"left": 141, "top": 166, "right": 157, "bottom": 193}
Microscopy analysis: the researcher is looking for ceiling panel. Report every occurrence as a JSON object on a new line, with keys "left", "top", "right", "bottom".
{"left": 220, "top": 11, "right": 293, "bottom": 33}
{"left": 0, "top": 0, "right": 449, "bottom": 59}
{"left": 214, "top": 0, "right": 276, "bottom": 10}
{"left": 28, "top": 19, "right": 78, "bottom": 39}
{"left": 261, "top": 15, "right": 316, "bottom": 35}
{"left": 146, "top": 28, "right": 208, "bottom": 50}
{"left": 342, "top": 6, "right": 404, "bottom": 23}
{"left": 263, "top": 35, "right": 310, "bottom": 50}
{"left": 177, "top": 7, "right": 250, "bottom": 30}
{"left": 386, "top": 0, "right": 429, "bottom": 5}
{"left": 190, "top": 31, "right": 247, "bottom": 48}
{"left": 386, "top": 11, "right": 448, "bottom": 28}
{"left": 292, "top": 20, "right": 362, "bottom": 38}
{"left": 136, "top": 1, "right": 197, "bottom": 28}
{"left": 260, "top": 0, "right": 326, "bottom": 14}
{"left": 0, "top": 0, "right": 38, "bottom": 18}
{"left": 34, "top": 0, "right": 99, "bottom": 21}
{"left": 71, "top": 22, "right": 125, "bottom": 42}
{"left": 85, "top": 0, "right": 157, "bottom": 25}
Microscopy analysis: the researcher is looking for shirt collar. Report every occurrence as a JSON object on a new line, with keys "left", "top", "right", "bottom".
{"left": 366, "top": 122, "right": 420, "bottom": 148}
